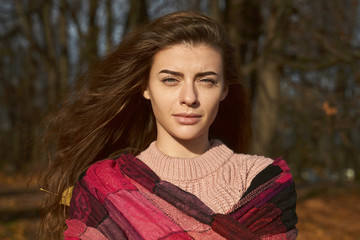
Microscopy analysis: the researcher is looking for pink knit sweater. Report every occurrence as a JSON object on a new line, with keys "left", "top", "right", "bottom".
{"left": 137, "top": 139, "right": 273, "bottom": 214}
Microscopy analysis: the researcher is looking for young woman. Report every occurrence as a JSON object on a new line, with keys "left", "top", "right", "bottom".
{"left": 40, "top": 11, "right": 297, "bottom": 240}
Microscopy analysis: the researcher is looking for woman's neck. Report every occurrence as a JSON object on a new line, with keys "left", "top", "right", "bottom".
{"left": 155, "top": 135, "right": 210, "bottom": 158}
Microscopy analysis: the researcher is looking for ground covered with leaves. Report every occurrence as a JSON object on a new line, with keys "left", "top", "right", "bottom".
{"left": 296, "top": 183, "right": 360, "bottom": 239}
{"left": 0, "top": 173, "right": 359, "bottom": 240}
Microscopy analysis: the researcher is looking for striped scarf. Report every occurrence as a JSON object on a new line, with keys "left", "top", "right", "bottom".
{"left": 64, "top": 153, "right": 297, "bottom": 239}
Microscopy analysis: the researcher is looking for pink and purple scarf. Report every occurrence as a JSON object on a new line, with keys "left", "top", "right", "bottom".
{"left": 64, "top": 153, "right": 297, "bottom": 239}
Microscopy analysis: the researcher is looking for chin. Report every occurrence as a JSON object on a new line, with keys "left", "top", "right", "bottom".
{"left": 171, "top": 131, "right": 206, "bottom": 142}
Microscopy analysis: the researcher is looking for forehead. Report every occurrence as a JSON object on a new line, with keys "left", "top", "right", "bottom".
{"left": 151, "top": 43, "right": 223, "bottom": 73}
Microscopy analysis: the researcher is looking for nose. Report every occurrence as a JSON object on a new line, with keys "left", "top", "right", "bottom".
{"left": 180, "top": 83, "right": 198, "bottom": 106}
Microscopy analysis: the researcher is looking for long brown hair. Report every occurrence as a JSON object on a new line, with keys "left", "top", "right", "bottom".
{"left": 39, "top": 11, "right": 251, "bottom": 239}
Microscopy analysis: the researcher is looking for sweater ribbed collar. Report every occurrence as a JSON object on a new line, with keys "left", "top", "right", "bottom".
{"left": 137, "top": 139, "right": 233, "bottom": 182}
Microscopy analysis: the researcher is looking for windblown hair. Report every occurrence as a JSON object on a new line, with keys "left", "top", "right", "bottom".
{"left": 39, "top": 11, "right": 251, "bottom": 239}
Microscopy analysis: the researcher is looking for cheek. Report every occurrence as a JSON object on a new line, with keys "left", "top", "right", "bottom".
{"left": 209, "top": 102, "right": 221, "bottom": 118}
{"left": 204, "top": 98, "right": 221, "bottom": 122}
{"left": 204, "top": 93, "right": 223, "bottom": 111}
{"left": 148, "top": 91, "right": 173, "bottom": 115}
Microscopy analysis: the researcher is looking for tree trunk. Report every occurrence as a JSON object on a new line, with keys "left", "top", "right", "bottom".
{"left": 252, "top": 0, "right": 291, "bottom": 157}
{"left": 209, "top": 0, "right": 222, "bottom": 22}
{"left": 106, "top": 0, "right": 113, "bottom": 53}
{"left": 124, "top": 0, "right": 148, "bottom": 34}
{"left": 86, "top": 0, "right": 100, "bottom": 64}
{"left": 59, "top": 0, "right": 69, "bottom": 97}
{"left": 41, "top": 1, "right": 58, "bottom": 104}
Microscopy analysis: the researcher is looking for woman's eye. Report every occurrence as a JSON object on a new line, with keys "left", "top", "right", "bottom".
{"left": 199, "top": 78, "right": 217, "bottom": 85}
{"left": 161, "top": 78, "right": 178, "bottom": 85}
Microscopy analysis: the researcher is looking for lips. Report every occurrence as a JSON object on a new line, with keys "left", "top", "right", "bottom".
{"left": 173, "top": 113, "right": 202, "bottom": 125}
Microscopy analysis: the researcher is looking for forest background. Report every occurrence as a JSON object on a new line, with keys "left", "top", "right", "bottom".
{"left": 0, "top": 0, "right": 359, "bottom": 239}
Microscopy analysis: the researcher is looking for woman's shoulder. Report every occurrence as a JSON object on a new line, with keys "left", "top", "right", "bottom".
{"left": 228, "top": 152, "right": 274, "bottom": 172}
{"left": 227, "top": 151, "right": 293, "bottom": 190}
{"left": 76, "top": 154, "right": 139, "bottom": 204}
{"left": 231, "top": 153, "right": 291, "bottom": 174}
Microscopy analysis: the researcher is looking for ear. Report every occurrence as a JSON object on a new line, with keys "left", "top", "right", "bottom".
{"left": 143, "top": 88, "right": 151, "bottom": 100}
{"left": 220, "top": 86, "right": 228, "bottom": 101}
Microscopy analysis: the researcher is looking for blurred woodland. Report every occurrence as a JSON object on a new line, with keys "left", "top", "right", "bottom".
{"left": 0, "top": 0, "right": 360, "bottom": 239}
{"left": 1, "top": 0, "right": 359, "bottom": 182}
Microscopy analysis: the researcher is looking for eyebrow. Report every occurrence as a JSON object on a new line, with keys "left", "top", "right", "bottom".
{"left": 158, "top": 69, "right": 218, "bottom": 78}
{"left": 159, "top": 69, "right": 184, "bottom": 77}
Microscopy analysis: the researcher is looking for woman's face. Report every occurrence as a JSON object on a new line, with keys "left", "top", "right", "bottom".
{"left": 144, "top": 43, "right": 227, "bottom": 143}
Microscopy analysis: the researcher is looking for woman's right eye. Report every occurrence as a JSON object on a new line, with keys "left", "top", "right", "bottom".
{"left": 161, "top": 78, "right": 178, "bottom": 85}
